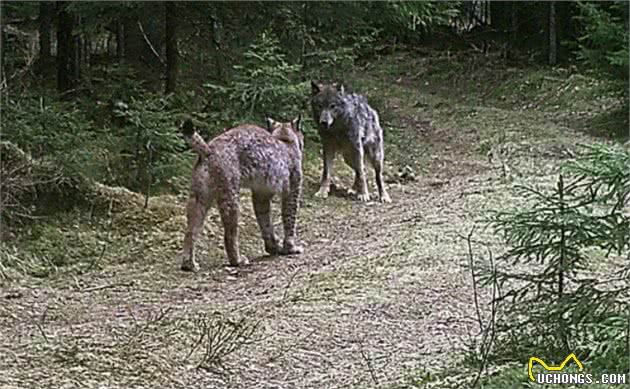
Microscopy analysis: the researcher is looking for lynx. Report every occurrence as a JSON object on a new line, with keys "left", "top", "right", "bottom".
{"left": 180, "top": 117, "right": 304, "bottom": 272}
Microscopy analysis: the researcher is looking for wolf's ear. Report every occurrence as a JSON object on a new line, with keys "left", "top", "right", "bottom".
{"left": 311, "top": 80, "right": 322, "bottom": 95}
{"left": 292, "top": 114, "right": 302, "bottom": 132}
{"left": 265, "top": 115, "right": 276, "bottom": 132}
{"left": 182, "top": 119, "right": 195, "bottom": 137}
{"left": 331, "top": 82, "right": 346, "bottom": 94}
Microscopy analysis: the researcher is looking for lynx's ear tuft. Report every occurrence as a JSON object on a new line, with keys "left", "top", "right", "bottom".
{"left": 265, "top": 115, "right": 276, "bottom": 132}
{"left": 182, "top": 119, "right": 195, "bottom": 137}
{"left": 292, "top": 114, "right": 302, "bottom": 132}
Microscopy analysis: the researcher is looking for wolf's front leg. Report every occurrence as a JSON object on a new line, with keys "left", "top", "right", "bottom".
{"left": 315, "top": 140, "right": 336, "bottom": 198}
{"left": 351, "top": 144, "right": 370, "bottom": 202}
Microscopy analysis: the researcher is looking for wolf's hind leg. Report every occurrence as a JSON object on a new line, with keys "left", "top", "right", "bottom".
{"left": 368, "top": 145, "right": 391, "bottom": 203}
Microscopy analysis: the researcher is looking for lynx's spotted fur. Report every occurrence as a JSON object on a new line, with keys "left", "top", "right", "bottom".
{"left": 180, "top": 117, "right": 304, "bottom": 271}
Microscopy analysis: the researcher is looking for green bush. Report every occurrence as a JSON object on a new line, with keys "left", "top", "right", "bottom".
{"left": 204, "top": 31, "right": 308, "bottom": 123}
{"left": 576, "top": 2, "right": 629, "bottom": 80}
{"left": 480, "top": 143, "right": 629, "bottom": 371}
{"left": 109, "top": 94, "right": 187, "bottom": 193}
{"left": 2, "top": 95, "right": 104, "bottom": 191}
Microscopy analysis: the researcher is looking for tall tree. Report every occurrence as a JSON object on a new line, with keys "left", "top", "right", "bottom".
{"left": 490, "top": 1, "right": 512, "bottom": 32}
{"left": 164, "top": 1, "right": 178, "bottom": 94}
{"left": 56, "top": 1, "right": 77, "bottom": 93}
{"left": 116, "top": 20, "right": 125, "bottom": 61}
{"left": 549, "top": 1, "right": 557, "bottom": 65}
{"left": 37, "top": 1, "right": 54, "bottom": 71}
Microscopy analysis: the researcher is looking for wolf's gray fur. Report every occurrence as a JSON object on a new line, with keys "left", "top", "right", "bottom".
{"left": 310, "top": 81, "right": 390, "bottom": 203}
{"left": 180, "top": 117, "right": 304, "bottom": 272}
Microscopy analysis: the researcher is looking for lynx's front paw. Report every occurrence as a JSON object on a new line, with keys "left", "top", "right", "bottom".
{"left": 380, "top": 192, "right": 392, "bottom": 203}
{"left": 264, "top": 239, "right": 281, "bottom": 255}
{"left": 357, "top": 192, "right": 370, "bottom": 202}
{"left": 280, "top": 244, "right": 304, "bottom": 255}
{"left": 227, "top": 255, "right": 250, "bottom": 267}
{"left": 181, "top": 259, "right": 200, "bottom": 272}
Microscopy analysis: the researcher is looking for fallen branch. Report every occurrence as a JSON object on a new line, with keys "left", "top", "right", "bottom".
{"left": 470, "top": 247, "right": 499, "bottom": 388}
{"left": 358, "top": 339, "right": 379, "bottom": 387}
{"left": 137, "top": 21, "right": 166, "bottom": 66}
{"left": 87, "top": 198, "right": 114, "bottom": 272}
{"left": 282, "top": 266, "right": 302, "bottom": 302}
{"left": 465, "top": 226, "right": 484, "bottom": 334}
{"left": 81, "top": 281, "right": 134, "bottom": 293}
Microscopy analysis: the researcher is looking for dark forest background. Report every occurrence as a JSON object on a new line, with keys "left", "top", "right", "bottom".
{"left": 1, "top": 2, "right": 629, "bottom": 387}
{"left": 1, "top": 1, "right": 628, "bottom": 220}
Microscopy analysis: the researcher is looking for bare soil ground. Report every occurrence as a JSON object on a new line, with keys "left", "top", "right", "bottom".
{"left": 0, "top": 53, "right": 610, "bottom": 389}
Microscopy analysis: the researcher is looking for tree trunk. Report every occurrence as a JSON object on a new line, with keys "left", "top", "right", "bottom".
{"left": 0, "top": 3, "right": 5, "bottom": 91}
{"left": 56, "top": 1, "right": 77, "bottom": 93}
{"left": 549, "top": 1, "right": 557, "bottom": 65}
{"left": 116, "top": 20, "right": 125, "bottom": 61}
{"left": 510, "top": 1, "right": 519, "bottom": 49}
{"left": 164, "top": 1, "right": 178, "bottom": 94}
{"left": 38, "top": 1, "right": 54, "bottom": 71}
{"left": 490, "top": 1, "right": 511, "bottom": 32}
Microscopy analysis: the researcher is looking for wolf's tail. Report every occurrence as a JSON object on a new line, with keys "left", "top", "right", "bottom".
{"left": 182, "top": 119, "right": 211, "bottom": 157}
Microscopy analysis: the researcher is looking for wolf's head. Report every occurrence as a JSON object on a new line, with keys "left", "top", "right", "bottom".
{"left": 310, "top": 81, "right": 347, "bottom": 130}
{"left": 265, "top": 115, "right": 304, "bottom": 156}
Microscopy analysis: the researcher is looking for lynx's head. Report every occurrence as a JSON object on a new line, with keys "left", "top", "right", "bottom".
{"left": 265, "top": 115, "right": 304, "bottom": 155}
{"left": 310, "top": 81, "right": 346, "bottom": 130}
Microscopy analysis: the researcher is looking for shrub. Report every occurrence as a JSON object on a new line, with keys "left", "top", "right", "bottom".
{"left": 204, "top": 31, "right": 308, "bottom": 123}
{"left": 575, "top": 2, "right": 629, "bottom": 80}
{"left": 480, "top": 143, "right": 629, "bottom": 371}
{"left": 1, "top": 95, "right": 104, "bottom": 206}
{"left": 109, "top": 94, "right": 187, "bottom": 193}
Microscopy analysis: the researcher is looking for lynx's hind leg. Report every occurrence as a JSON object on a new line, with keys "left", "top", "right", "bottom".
{"left": 280, "top": 183, "right": 303, "bottom": 255}
{"left": 252, "top": 192, "right": 280, "bottom": 255}
{"left": 181, "top": 194, "right": 211, "bottom": 272}
{"left": 217, "top": 192, "right": 247, "bottom": 267}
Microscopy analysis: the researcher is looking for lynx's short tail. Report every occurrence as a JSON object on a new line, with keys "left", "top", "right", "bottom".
{"left": 182, "top": 119, "right": 211, "bottom": 157}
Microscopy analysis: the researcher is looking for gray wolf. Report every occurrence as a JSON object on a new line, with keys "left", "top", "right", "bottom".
{"left": 310, "top": 81, "right": 390, "bottom": 203}
{"left": 180, "top": 116, "right": 304, "bottom": 272}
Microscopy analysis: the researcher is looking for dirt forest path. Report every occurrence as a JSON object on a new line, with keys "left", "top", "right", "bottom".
{"left": 0, "top": 70, "right": 591, "bottom": 388}
{"left": 1, "top": 132, "right": 496, "bottom": 389}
